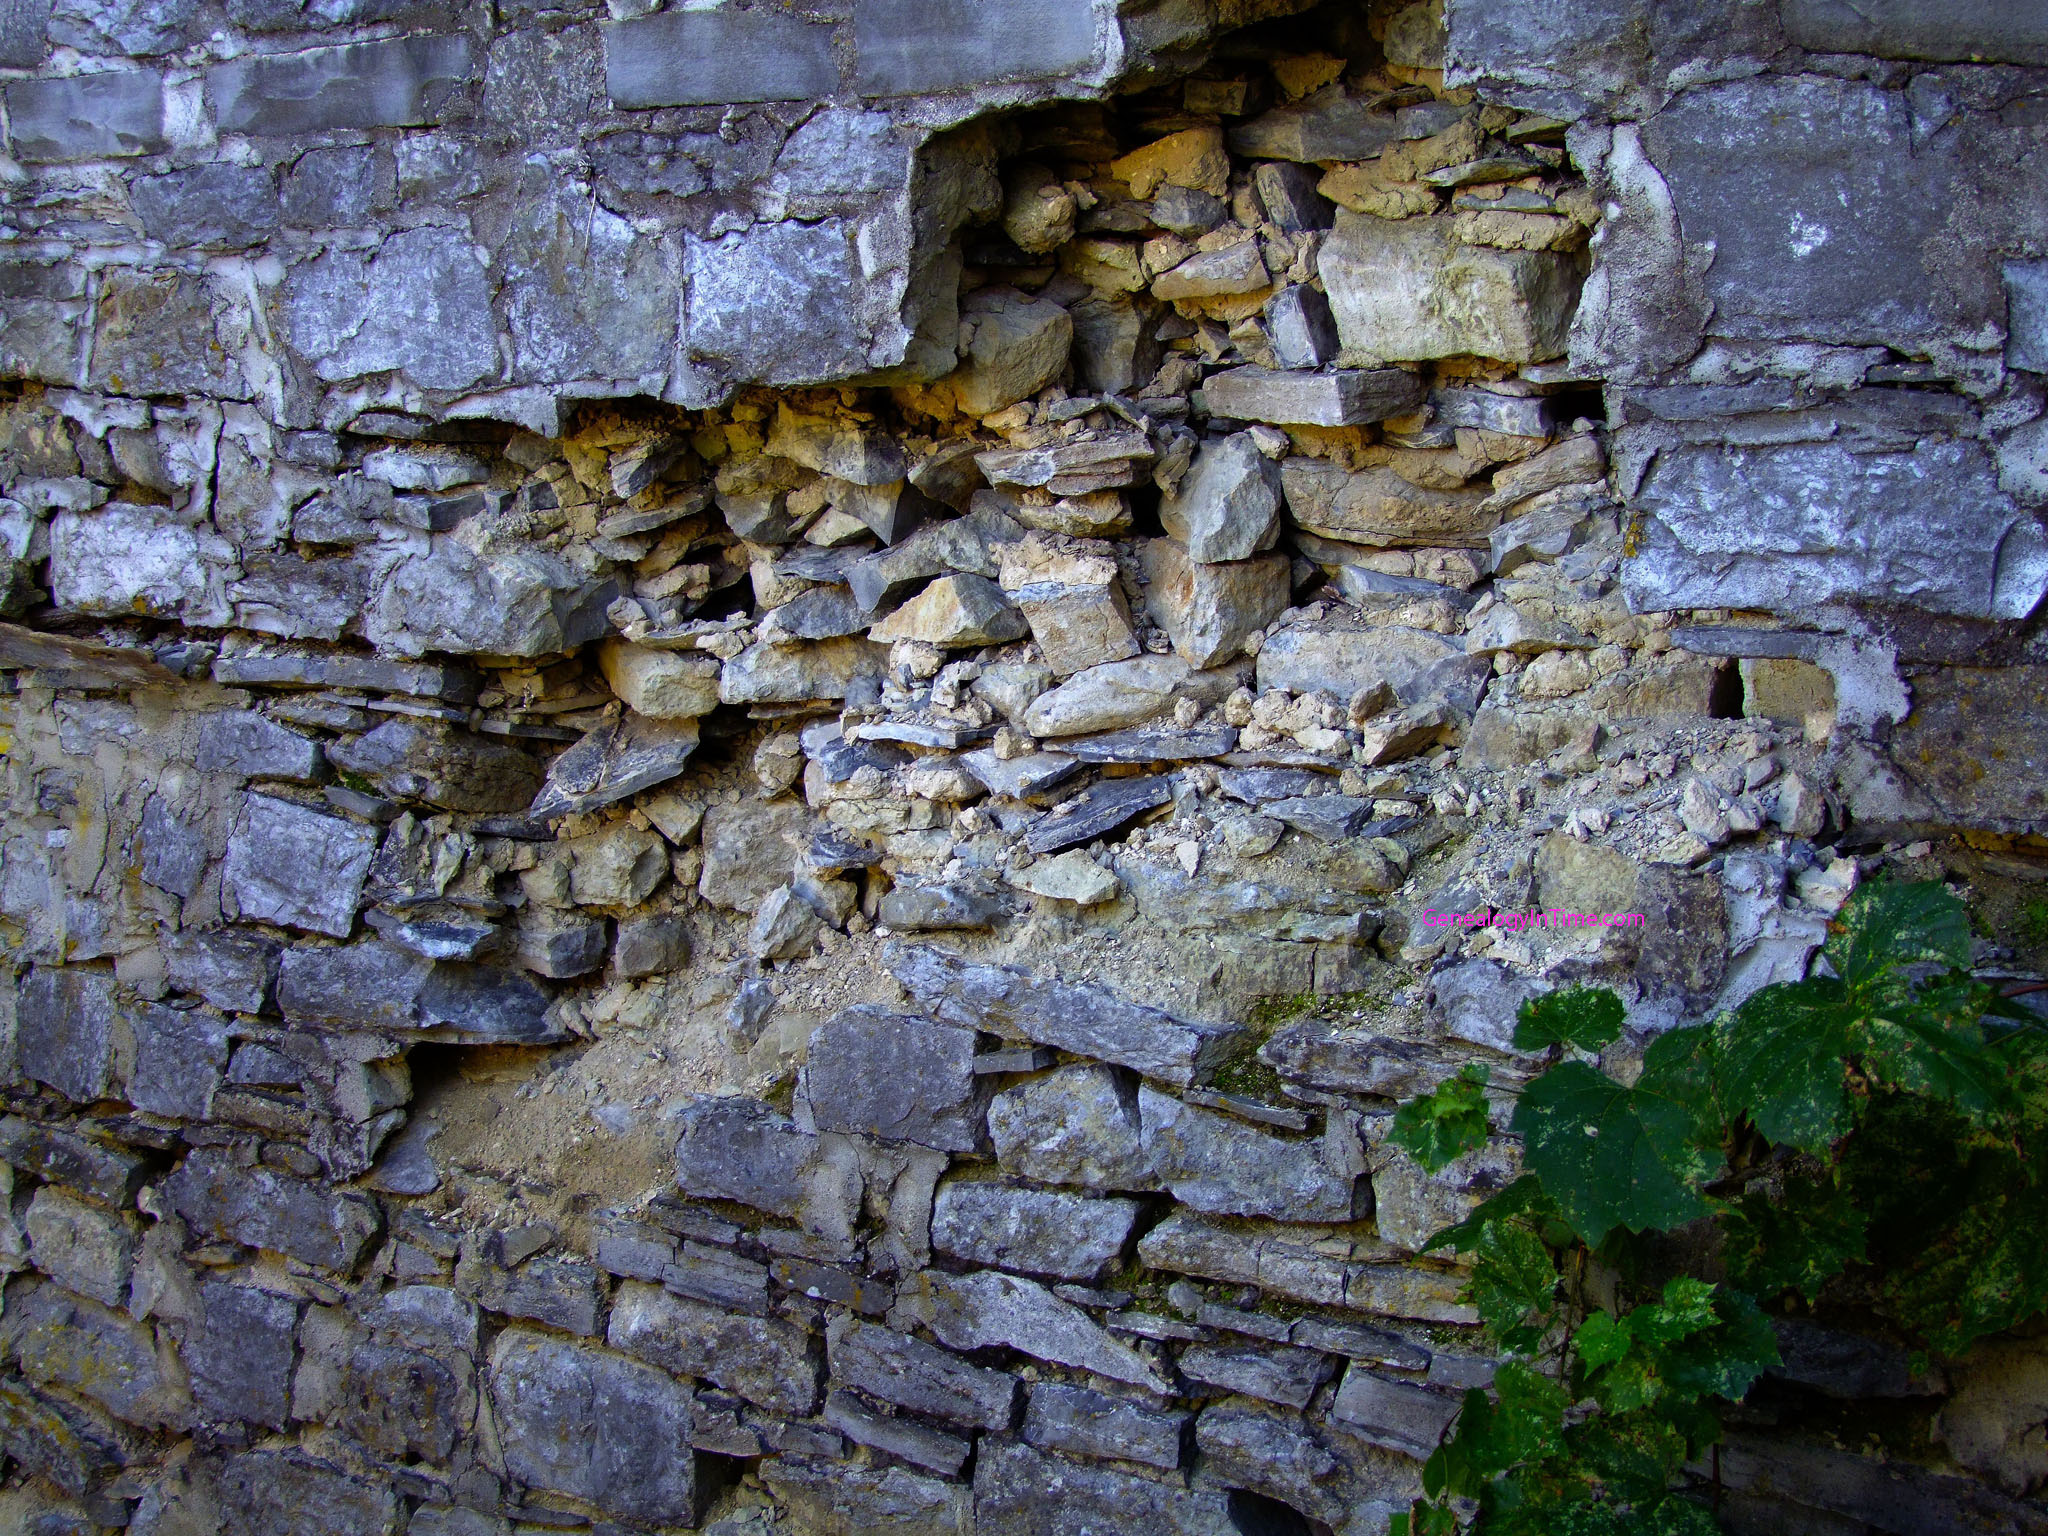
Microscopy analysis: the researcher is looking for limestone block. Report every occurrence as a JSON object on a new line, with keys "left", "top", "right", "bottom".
{"left": 607, "top": 1282, "right": 821, "bottom": 1417}
{"left": 1025, "top": 1382, "right": 1188, "bottom": 1470}
{"left": 51, "top": 502, "right": 235, "bottom": 624}
{"left": 1206, "top": 366, "right": 1424, "bottom": 427}
{"left": 1142, "top": 538, "right": 1290, "bottom": 669}
{"left": 132, "top": 165, "right": 278, "bottom": 250}
{"left": 1138, "top": 1085, "right": 1366, "bottom": 1222}
{"left": 286, "top": 227, "right": 499, "bottom": 394}
{"left": 209, "top": 35, "right": 478, "bottom": 134}
{"left": 127, "top": 1003, "right": 229, "bottom": 1120}
{"left": 930, "top": 1182, "right": 1139, "bottom": 1281}
{"left": 600, "top": 642, "right": 722, "bottom": 719}
{"left": 950, "top": 288, "right": 1073, "bottom": 415}
{"left": 5, "top": 1282, "right": 190, "bottom": 1429}
{"left": 185, "top": 1282, "right": 298, "bottom": 1429}
{"left": 16, "top": 967, "right": 117, "bottom": 1104}
{"left": 164, "top": 1148, "right": 382, "bottom": 1270}
{"left": 976, "top": 1439, "right": 1238, "bottom": 1536}
{"left": 223, "top": 793, "right": 379, "bottom": 938}
{"left": 2, "top": 71, "right": 164, "bottom": 161}
{"left": 1158, "top": 433, "right": 1283, "bottom": 563}
{"left": 603, "top": 6, "right": 837, "bottom": 107}
{"left": 827, "top": 1314, "right": 1018, "bottom": 1429}
{"left": 904, "top": 1268, "right": 1171, "bottom": 1392}
{"left": 798, "top": 1006, "right": 984, "bottom": 1152}
{"left": 853, "top": 0, "right": 1101, "bottom": 95}
{"left": 24, "top": 1189, "right": 134, "bottom": 1308}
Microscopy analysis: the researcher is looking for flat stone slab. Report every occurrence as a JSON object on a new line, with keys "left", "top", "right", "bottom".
{"left": 1025, "top": 774, "right": 1173, "bottom": 854}
{"left": 1062, "top": 725, "right": 1238, "bottom": 763}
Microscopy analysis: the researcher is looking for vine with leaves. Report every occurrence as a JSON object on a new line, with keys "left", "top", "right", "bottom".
{"left": 1386, "top": 881, "right": 2048, "bottom": 1535}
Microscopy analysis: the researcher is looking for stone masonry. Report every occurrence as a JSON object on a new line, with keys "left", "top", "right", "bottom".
{"left": 0, "top": 0, "right": 2046, "bottom": 1532}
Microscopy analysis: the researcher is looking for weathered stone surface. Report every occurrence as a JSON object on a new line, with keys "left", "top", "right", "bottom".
{"left": 1139, "top": 1085, "right": 1366, "bottom": 1222}
{"left": 1623, "top": 439, "right": 2048, "bottom": 621}
{"left": 3, "top": 71, "right": 165, "bottom": 161}
{"left": 903, "top": 1268, "right": 1173, "bottom": 1393}
{"left": 698, "top": 799, "right": 810, "bottom": 912}
{"left": 952, "top": 288, "right": 1074, "bottom": 415}
{"left": 889, "top": 943, "right": 1239, "bottom": 1088}
{"left": 1024, "top": 653, "right": 1191, "bottom": 736}
{"left": 1179, "top": 1343, "right": 1337, "bottom": 1408}
{"left": 128, "top": 1003, "right": 229, "bottom": 1120}
{"left": 1779, "top": 0, "right": 2048, "bottom": 62}
{"left": 599, "top": 642, "right": 722, "bottom": 720}
{"left": 828, "top": 1314, "right": 1018, "bottom": 1429}
{"left": 1159, "top": 434, "right": 1283, "bottom": 563}
{"left": 329, "top": 719, "right": 542, "bottom": 813}
{"left": 1882, "top": 665, "right": 2048, "bottom": 831}
{"left": 164, "top": 1148, "right": 381, "bottom": 1270}
{"left": 1205, "top": 367, "right": 1426, "bottom": 428}
{"left": 1320, "top": 212, "right": 1582, "bottom": 364}
{"left": 1256, "top": 624, "right": 1465, "bottom": 706}
{"left": 0, "top": 1117, "right": 149, "bottom": 1208}
{"left": 1195, "top": 1401, "right": 1418, "bottom": 1533}
{"left": 854, "top": 0, "right": 1101, "bottom": 95}
{"left": 6, "top": 1281, "right": 189, "bottom": 1429}
{"left": 1283, "top": 457, "right": 1495, "bottom": 547}
{"left": 24, "top": 1189, "right": 133, "bottom": 1308}
{"left": 366, "top": 535, "right": 605, "bottom": 656}
{"left": 287, "top": 229, "right": 498, "bottom": 396}
{"left": 764, "top": 1454, "right": 974, "bottom": 1536}
{"left": 608, "top": 1281, "right": 819, "bottom": 1417}
{"left": 976, "top": 1438, "right": 1239, "bottom": 1536}
{"left": 930, "top": 1182, "right": 1139, "bottom": 1281}
{"left": 489, "top": 1329, "right": 699, "bottom": 1528}
{"left": 871, "top": 573, "right": 1028, "bottom": 647}
{"left": 279, "top": 940, "right": 558, "bottom": 1043}
{"left": 672, "top": 1096, "right": 861, "bottom": 1242}
{"left": 1025, "top": 1381, "right": 1188, "bottom": 1471}
{"left": 51, "top": 502, "right": 235, "bottom": 623}
{"left": 1231, "top": 87, "right": 1398, "bottom": 162}
{"left": 1139, "top": 1212, "right": 1477, "bottom": 1322}
{"left": 799, "top": 1006, "right": 983, "bottom": 1152}
{"left": 212, "top": 1450, "right": 401, "bottom": 1536}
{"left": 1329, "top": 1365, "right": 1462, "bottom": 1458}
{"left": 721, "top": 635, "right": 890, "bottom": 704}
{"left": 604, "top": 6, "right": 837, "bottom": 108}
{"left": 133, "top": 165, "right": 279, "bottom": 250}
{"left": 1142, "top": 539, "right": 1290, "bottom": 669}
{"left": 685, "top": 218, "right": 891, "bottom": 386}
{"left": 989, "top": 1063, "right": 1156, "bottom": 1189}
{"left": 210, "top": 35, "right": 478, "bottom": 134}
{"left": 17, "top": 966, "right": 117, "bottom": 1104}
{"left": 186, "top": 1282, "right": 297, "bottom": 1429}
{"left": 1154, "top": 240, "right": 1269, "bottom": 300}
{"left": 529, "top": 715, "right": 700, "bottom": 819}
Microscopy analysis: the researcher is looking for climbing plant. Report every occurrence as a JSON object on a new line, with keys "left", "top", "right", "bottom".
{"left": 1387, "top": 881, "right": 2048, "bottom": 1535}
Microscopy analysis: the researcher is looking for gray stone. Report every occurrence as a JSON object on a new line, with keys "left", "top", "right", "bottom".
{"left": 335, "top": 1318, "right": 474, "bottom": 1464}
{"left": 24, "top": 1188, "right": 133, "bottom": 1308}
{"left": 1071, "top": 295, "right": 1164, "bottom": 394}
{"left": 1153, "top": 241, "right": 1270, "bottom": 301}
{"left": 877, "top": 878, "right": 1008, "bottom": 932}
{"left": 212, "top": 642, "right": 476, "bottom": 701}
{"left": 989, "top": 1063, "right": 1156, "bottom": 1189}
{"left": 215, "top": 1450, "right": 400, "bottom": 1536}
{"left": 698, "top": 799, "right": 810, "bottom": 912}
{"left": 210, "top": 35, "right": 478, "bottom": 134}
{"left": 952, "top": 288, "right": 1074, "bottom": 415}
{"left": 978, "top": 430, "right": 1155, "bottom": 493}
{"left": 138, "top": 796, "right": 208, "bottom": 900}
{"left": 827, "top": 1314, "right": 1018, "bottom": 1429}
{"left": 824, "top": 1388, "right": 973, "bottom": 1475}
{"left": 287, "top": 228, "right": 499, "bottom": 394}
{"left": 186, "top": 1282, "right": 297, "bottom": 1429}
{"left": 6, "top": 1281, "right": 190, "bottom": 1429}
{"left": 1781, "top": 0, "right": 2048, "bottom": 62}
{"left": 976, "top": 1438, "right": 1238, "bottom": 1536}
{"left": 1254, "top": 160, "right": 1336, "bottom": 233}
{"left": 871, "top": 573, "right": 1029, "bottom": 647}
{"left": 331, "top": 719, "right": 543, "bottom": 814}
{"left": 663, "top": 1241, "right": 772, "bottom": 1314}
{"left": 165, "top": 1148, "right": 381, "bottom": 1270}
{"left": 799, "top": 1006, "right": 983, "bottom": 1152}
{"left": 672, "top": 1096, "right": 861, "bottom": 1241}
{"left": 281, "top": 144, "right": 393, "bottom": 226}
{"left": 1624, "top": 438, "right": 2048, "bottom": 621}
{"left": 1024, "top": 653, "right": 1190, "bottom": 736}
{"left": 1178, "top": 1344, "right": 1336, "bottom": 1408}
{"left": 1205, "top": 366, "right": 1425, "bottom": 428}
{"left": 279, "top": 941, "right": 559, "bottom": 1044}
{"left": 854, "top": 0, "right": 1101, "bottom": 95}
{"left": 930, "top": 1183, "right": 1139, "bottom": 1282}
{"left": 889, "top": 943, "right": 1240, "bottom": 1089}
{"left": 51, "top": 501, "right": 236, "bottom": 622}
{"left": 1230, "top": 88, "right": 1398, "bottom": 163}
{"left": 1159, "top": 434, "right": 1283, "bottom": 563}
{"left": 3, "top": 71, "right": 164, "bottom": 161}
{"left": 763, "top": 1454, "right": 974, "bottom": 1536}
{"left": 614, "top": 913, "right": 689, "bottom": 978}
{"left": 488, "top": 1329, "right": 700, "bottom": 1528}
{"left": 127, "top": 1003, "right": 229, "bottom": 1120}
{"left": 529, "top": 715, "right": 700, "bottom": 820}
{"left": 456, "top": 1246, "right": 602, "bottom": 1336}
{"left": 198, "top": 713, "right": 323, "bottom": 783}
{"left": 1320, "top": 212, "right": 1582, "bottom": 364}
{"left": 1024, "top": 1382, "right": 1188, "bottom": 1471}
{"left": 497, "top": 177, "right": 681, "bottom": 387}
{"left": 685, "top": 218, "right": 882, "bottom": 385}
{"left": 607, "top": 1281, "right": 820, "bottom": 1417}
{"left": 720, "top": 635, "right": 890, "bottom": 704}
{"left": 1194, "top": 1402, "right": 1418, "bottom": 1534}
{"left": 223, "top": 794, "right": 378, "bottom": 938}
{"left": 0, "top": 1117, "right": 149, "bottom": 1207}
{"left": 1256, "top": 624, "right": 1464, "bottom": 705}
{"left": 2010, "top": 260, "right": 2048, "bottom": 374}
{"left": 1142, "top": 539, "right": 1290, "bottom": 670}
{"left": 1138, "top": 1085, "right": 1366, "bottom": 1222}
{"left": 1329, "top": 1365, "right": 1461, "bottom": 1458}
{"left": 1062, "top": 724, "right": 1239, "bottom": 763}
{"left": 1266, "top": 285, "right": 1342, "bottom": 370}
{"left": 16, "top": 966, "right": 116, "bottom": 1104}
{"left": 47, "top": 0, "right": 188, "bottom": 55}
{"left": 1265, "top": 794, "right": 1374, "bottom": 841}
{"left": 961, "top": 747, "right": 1082, "bottom": 800}
{"left": 903, "top": 1268, "right": 1172, "bottom": 1394}
{"left": 133, "top": 165, "right": 278, "bottom": 250}
{"left": 600, "top": 642, "right": 722, "bottom": 720}
{"left": 604, "top": 6, "right": 837, "bottom": 107}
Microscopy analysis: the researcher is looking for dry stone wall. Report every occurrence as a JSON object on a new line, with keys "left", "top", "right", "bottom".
{"left": 1, "top": 0, "right": 2047, "bottom": 1533}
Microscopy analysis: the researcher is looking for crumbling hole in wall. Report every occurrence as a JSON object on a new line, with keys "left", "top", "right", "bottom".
{"left": 1226, "top": 1487, "right": 1331, "bottom": 1536}
{"left": 1708, "top": 659, "right": 1746, "bottom": 721}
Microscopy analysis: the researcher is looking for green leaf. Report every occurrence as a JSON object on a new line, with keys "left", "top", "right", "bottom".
{"left": 1860, "top": 983, "right": 2009, "bottom": 1122}
{"left": 1630, "top": 1278, "right": 1719, "bottom": 1346}
{"left": 1827, "top": 880, "right": 1971, "bottom": 993}
{"left": 1516, "top": 987, "right": 1627, "bottom": 1052}
{"left": 1714, "top": 979, "right": 1856, "bottom": 1153}
{"left": 1718, "top": 1175, "right": 1868, "bottom": 1303}
{"left": 1423, "top": 1173, "right": 1558, "bottom": 1254}
{"left": 1392, "top": 1061, "right": 1492, "bottom": 1173}
{"left": 1658, "top": 1288, "right": 1780, "bottom": 1403}
{"left": 1469, "top": 1219, "right": 1559, "bottom": 1353}
{"left": 1513, "top": 1061, "right": 1713, "bottom": 1246}
{"left": 1574, "top": 1311, "right": 1632, "bottom": 1371}
{"left": 1635, "top": 1025, "right": 1724, "bottom": 1149}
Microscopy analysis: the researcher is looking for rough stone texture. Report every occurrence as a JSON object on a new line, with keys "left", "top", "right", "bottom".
{"left": 16, "top": 966, "right": 117, "bottom": 1103}
{"left": 1026, "top": 1381, "right": 1189, "bottom": 1470}
{"left": 607, "top": 1280, "right": 820, "bottom": 1417}
{"left": 164, "top": 1148, "right": 381, "bottom": 1270}
{"left": 1139, "top": 1085, "right": 1367, "bottom": 1221}
{"left": 988, "top": 1063, "right": 1157, "bottom": 1189}
{"left": 930, "top": 1182, "right": 1139, "bottom": 1282}
{"left": 798, "top": 1006, "right": 983, "bottom": 1152}
{"left": 827, "top": 1314, "right": 1018, "bottom": 1429}
{"left": 976, "top": 1438, "right": 1239, "bottom": 1535}
{"left": 903, "top": 1268, "right": 1173, "bottom": 1393}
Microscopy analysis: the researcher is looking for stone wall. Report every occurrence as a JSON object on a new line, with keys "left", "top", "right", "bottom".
{"left": 0, "top": 0, "right": 2047, "bottom": 1533}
